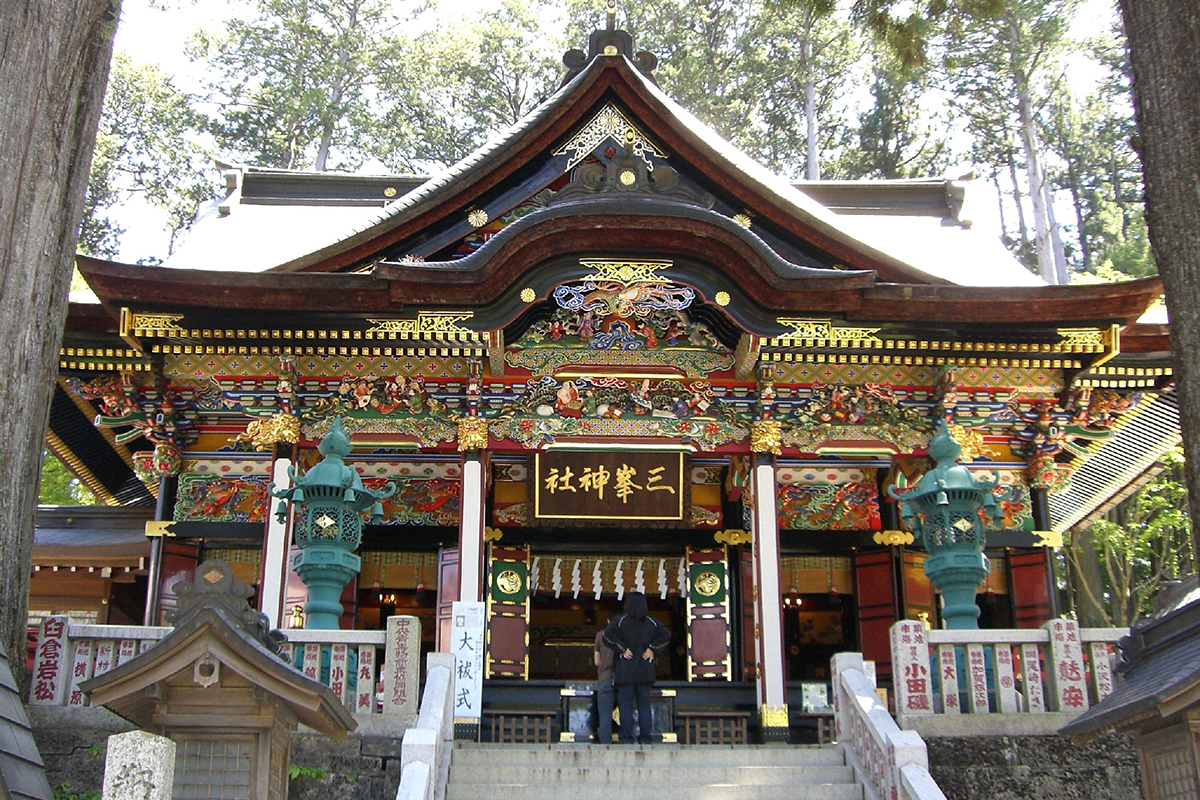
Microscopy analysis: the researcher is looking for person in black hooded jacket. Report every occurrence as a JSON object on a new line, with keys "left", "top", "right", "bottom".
{"left": 602, "top": 592, "right": 671, "bottom": 743}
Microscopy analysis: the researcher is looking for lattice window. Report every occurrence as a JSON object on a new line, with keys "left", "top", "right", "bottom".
{"left": 486, "top": 711, "right": 554, "bottom": 744}
{"left": 1145, "top": 741, "right": 1200, "bottom": 800}
{"left": 680, "top": 714, "right": 748, "bottom": 745}
{"left": 173, "top": 738, "right": 253, "bottom": 800}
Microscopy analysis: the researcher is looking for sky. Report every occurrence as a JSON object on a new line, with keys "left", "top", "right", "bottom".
{"left": 108, "top": 0, "right": 1122, "bottom": 265}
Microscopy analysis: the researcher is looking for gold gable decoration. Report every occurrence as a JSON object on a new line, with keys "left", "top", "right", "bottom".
{"left": 121, "top": 308, "right": 187, "bottom": 337}
{"left": 552, "top": 102, "right": 668, "bottom": 172}
{"left": 366, "top": 312, "right": 479, "bottom": 339}
{"left": 577, "top": 259, "right": 672, "bottom": 287}
{"left": 773, "top": 318, "right": 883, "bottom": 344}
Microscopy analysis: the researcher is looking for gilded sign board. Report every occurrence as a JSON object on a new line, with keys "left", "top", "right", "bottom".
{"left": 533, "top": 450, "right": 686, "bottom": 523}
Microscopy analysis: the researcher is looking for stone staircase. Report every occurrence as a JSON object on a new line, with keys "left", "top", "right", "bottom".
{"left": 446, "top": 743, "right": 866, "bottom": 800}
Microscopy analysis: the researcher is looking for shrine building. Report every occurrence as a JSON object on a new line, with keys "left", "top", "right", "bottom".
{"left": 45, "top": 13, "right": 1177, "bottom": 741}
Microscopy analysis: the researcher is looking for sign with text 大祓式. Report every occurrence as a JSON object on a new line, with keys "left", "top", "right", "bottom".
{"left": 533, "top": 450, "right": 686, "bottom": 523}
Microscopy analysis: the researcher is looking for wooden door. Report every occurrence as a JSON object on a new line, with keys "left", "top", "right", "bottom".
{"left": 155, "top": 542, "right": 200, "bottom": 625}
{"left": 853, "top": 548, "right": 900, "bottom": 680}
{"left": 1008, "top": 549, "right": 1053, "bottom": 628}
{"left": 900, "top": 548, "right": 936, "bottom": 623}
{"left": 339, "top": 576, "right": 358, "bottom": 630}
{"left": 436, "top": 547, "right": 459, "bottom": 651}
{"left": 738, "top": 545, "right": 757, "bottom": 682}
{"left": 686, "top": 545, "right": 732, "bottom": 681}
{"left": 486, "top": 544, "right": 530, "bottom": 679}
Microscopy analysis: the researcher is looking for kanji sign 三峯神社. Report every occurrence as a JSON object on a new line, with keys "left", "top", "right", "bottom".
{"left": 533, "top": 450, "right": 685, "bottom": 524}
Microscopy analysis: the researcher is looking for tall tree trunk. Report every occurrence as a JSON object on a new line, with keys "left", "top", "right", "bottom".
{"left": 1006, "top": 12, "right": 1057, "bottom": 283}
{"left": 1044, "top": 180, "right": 1070, "bottom": 284}
{"left": 1119, "top": 0, "right": 1200, "bottom": 564}
{"left": 314, "top": 118, "right": 336, "bottom": 172}
{"left": 314, "top": 0, "right": 358, "bottom": 171}
{"left": 0, "top": 0, "right": 119, "bottom": 694}
{"left": 802, "top": 37, "right": 820, "bottom": 181}
{"left": 993, "top": 175, "right": 1010, "bottom": 241}
{"left": 1065, "top": 158, "right": 1091, "bottom": 271}
{"left": 1069, "top": 525, "right": 1111, "bottom": 626}
{"left": 1006, "top": 145, "right": 1029, "bottom": 248}
{"left": 1111, "top": 153, "right": 1129, "bottom": 241}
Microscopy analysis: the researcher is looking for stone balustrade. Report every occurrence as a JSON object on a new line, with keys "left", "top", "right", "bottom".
{"left": 396, "top": 653, "right": 455, "bottom": 800}
{"left": 890, "top": 619, "right": 1126, "bottom": 733}
{"left": 832, "top": 652, "right": 947, "bottom": 800}
{"left": 28, "top": 615, "right": 423, "bottom": 721}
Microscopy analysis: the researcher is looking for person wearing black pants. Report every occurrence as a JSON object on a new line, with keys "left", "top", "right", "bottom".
{"left": 593, "top": 610, "right": 621, "bottom": 743}
{"left": 602, "top": 592, "right": 670, "bottom": 744}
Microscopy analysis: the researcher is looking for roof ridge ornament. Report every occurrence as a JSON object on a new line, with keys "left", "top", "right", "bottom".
{"left": 561, "top": 0, "right": 659, "bottom": 86}
{"left": 166, "top": 559, "right": 286, "bottom": 654}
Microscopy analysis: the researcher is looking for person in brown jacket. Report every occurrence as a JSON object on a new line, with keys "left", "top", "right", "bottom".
{"left": 593, "top": 610, "right": 621, "bottom": 743}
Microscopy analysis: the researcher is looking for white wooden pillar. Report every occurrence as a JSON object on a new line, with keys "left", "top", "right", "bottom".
{"left": 458, "top": 452, "right": 487, "bottom": 603}
{"left": 259, "top": 452, "right": 293, "bottom": 628}
{"left": 750, "top": 447, "right": 788, "bottom": 740}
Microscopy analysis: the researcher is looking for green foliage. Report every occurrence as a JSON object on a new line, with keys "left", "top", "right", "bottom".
{"left": 53, "top": 782, "right": 100, "bottom": 800}
{"left": 190, "top": 0, "right": 408, "bottom": 171}
{"left": 1043, "top": 29, "right": 1152, "bottom": 279}
{"left": 377, "top": 0, "right": 566, "bottom": 170}
{"left": 80, "top": 54, "right": 218, "bottom": 259}
{"left": 1068, "top": 449, "right": 1194, "bottom": 626}
{"left": 86, "top": 744, "right": 102, "bottom": 759}
{"left": 567, "top": 0, "right": 865, "bottom": 179}
{"left": 39, "top": 452, "right": 97, "bottom": 506}
{"left": 289, "top": 763, "right": 328, "bottom": 780}
{"left": 835, "top": 54, "right": 949, "bottom": 178}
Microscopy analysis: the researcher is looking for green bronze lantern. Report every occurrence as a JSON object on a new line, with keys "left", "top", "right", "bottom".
{"left": 889, "top": 420, "right": 999, "bottom": 630}
{"left": 269, "top": 417, "right": 395, "bottom": 629}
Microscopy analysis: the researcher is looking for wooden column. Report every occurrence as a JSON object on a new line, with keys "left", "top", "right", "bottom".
{"left": 258, "top": 444, "right": 295, "bottom": 628}
{"left": 750, "top": 451, "right": 788, "bottom": 741}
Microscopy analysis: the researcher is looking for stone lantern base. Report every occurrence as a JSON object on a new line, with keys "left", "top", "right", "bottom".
{"left": 292, "top": 545, "right": 361, "bottom": 629}
{"left": 925, "top": 550, "right": 990, "bottom": 630}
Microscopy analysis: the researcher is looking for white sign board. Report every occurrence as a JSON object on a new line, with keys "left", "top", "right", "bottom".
{"left": 451, "top": 601, "right": 486, "bottom": 724}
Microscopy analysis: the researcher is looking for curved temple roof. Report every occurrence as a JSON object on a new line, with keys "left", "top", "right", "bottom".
{"left": 158, "top": 51, "right": 1042, "bottom": 289}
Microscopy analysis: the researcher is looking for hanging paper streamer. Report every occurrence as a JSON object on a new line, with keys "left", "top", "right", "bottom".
{"left": 593, "top": 560, "right": 603, "bottom": 600}
{"left": 614, "top": 560, "right": 625, "bottom": 600}
{"left": 529, "top": 557, "right": 541, "bottom": 594}
{"left": 552, "top": 558, "right": 563, "bottom": 598}
{"left": 571, "top": 559, "right": 582, "bottom": 599}
{"left": 634, "top": 560, "right": 645, "bottom": 594}
{"left": 676, "top": 558, "right": 687, "bottom": 596}
{"left": 657, "top": 559, "right": 668, "bottom": 599}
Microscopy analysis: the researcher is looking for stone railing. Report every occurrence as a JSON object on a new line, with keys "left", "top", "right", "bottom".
{"left": 28, "top": 615, "right": 423, "bottom": 721}
{"left": 396, "top": 653, "right": 455, "bottom": 800}
{"left": 890, "top": 619, "right": 1126, "bottom": 731}
{"left": 832, "top": 652, "right": 947, "bottom": 800}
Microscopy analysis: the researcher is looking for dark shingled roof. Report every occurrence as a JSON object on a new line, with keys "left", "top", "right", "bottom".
{"left": 0, "top": 643, "right": 52, "bottom": 800}
{"left": 1061, "top": 576, "right": 1200, "bottom": 740}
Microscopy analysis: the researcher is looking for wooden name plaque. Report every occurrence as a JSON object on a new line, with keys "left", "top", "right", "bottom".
{"left": 533, "top": 450, "right": 687, "bottom": 525}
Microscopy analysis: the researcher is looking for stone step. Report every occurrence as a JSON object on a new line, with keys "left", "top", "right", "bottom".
{"left": 446, "top": 745, "right": 864, "bottom": 800}
{"left": 446, "top": 781, "right": 863, "bottom": 800}
{"left": 449, "top": 743, "right": 847, "bottom": 768}
{"left": 449, "top": 764, "right": 856, "bottom": 786}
